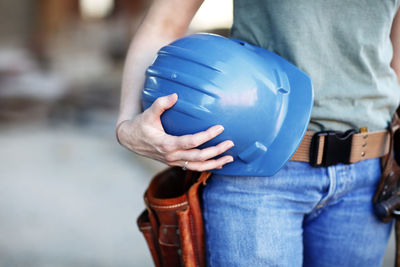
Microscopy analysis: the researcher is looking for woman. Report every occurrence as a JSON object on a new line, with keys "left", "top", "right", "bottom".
{"left": 116, "top": 1, "right": 400, "bottom": 266}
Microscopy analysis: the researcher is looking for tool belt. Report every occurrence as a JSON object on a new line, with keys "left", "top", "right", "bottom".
{"left": 137, "top": 167, "right": 210, "bottom": 267}
{"left": 291, "top": 129, "right": 390, "bottom": 166}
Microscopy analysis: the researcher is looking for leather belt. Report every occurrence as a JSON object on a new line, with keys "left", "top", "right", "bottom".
{"left": 291, "top": 130, "right": 391, "bottom": 166}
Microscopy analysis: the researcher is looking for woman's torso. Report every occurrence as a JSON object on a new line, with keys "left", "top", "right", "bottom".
{"left": 231, "top": 0, "right": 400, "bottom": 131}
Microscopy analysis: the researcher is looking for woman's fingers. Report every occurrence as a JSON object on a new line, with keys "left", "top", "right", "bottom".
{"left": 170, "top": 155, "right": 234, "bottom": 172}
{"left": 164, "top": 140, "right": 234, "bottom": 163}
{"left": 172, "top": 125, "right": 225, "bottom": 150}
{"left": 158, "top": 124, "right": 229, "bottom": 162}
{"left": 156, "top": 124, "right": 226, "bottom": 155}
{"left": 163, "top": 137, "right": 235, "bottom": 172}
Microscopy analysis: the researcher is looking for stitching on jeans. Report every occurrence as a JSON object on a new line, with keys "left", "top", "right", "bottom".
{"left": 202, "top": 182, "right": 212, "bottom": 266}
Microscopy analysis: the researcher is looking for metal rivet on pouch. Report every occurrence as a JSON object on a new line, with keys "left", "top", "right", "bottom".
{"left": 163, "top": 228, "right": 168, "bottom": 235}
{"left": 176, "top": 229, "right": 180, "bottom": 235}
{"left": 177, "top": 249, "right": 182, "bottom": 256}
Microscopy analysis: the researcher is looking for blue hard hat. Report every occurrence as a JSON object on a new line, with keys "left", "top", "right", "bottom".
{"left": 142, "top": 33, "right": 313, "bottom": 176}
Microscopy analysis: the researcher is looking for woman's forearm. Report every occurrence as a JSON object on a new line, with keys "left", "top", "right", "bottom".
{"left": 391, "top": 7, "right": 400, "bottom": 84}
{"left": 117, "top": 0, "right": 204, "bottom": 124}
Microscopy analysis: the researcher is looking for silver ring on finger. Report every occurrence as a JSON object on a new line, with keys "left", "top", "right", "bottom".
{"left": 182, "top": 160, "right": 189, "bottom": 171}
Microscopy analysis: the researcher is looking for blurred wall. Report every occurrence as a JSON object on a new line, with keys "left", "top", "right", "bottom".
{"left": 0, "top": 0, "right": 37, "bottom": 46}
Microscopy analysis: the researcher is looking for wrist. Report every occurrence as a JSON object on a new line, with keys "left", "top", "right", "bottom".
{"left": 115, "top": 120, "right": 130, "bottom": 145}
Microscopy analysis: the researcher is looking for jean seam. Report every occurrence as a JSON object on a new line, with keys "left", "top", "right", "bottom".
{"left": 202, "top": 183, "right": 212, "bottom": 267}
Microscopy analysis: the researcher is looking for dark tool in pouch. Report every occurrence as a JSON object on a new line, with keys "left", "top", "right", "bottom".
{"left": 373, "top": 108, "right": 400, "bottom": 267}
{"left": 137, "top": 167, "right": 211, "bottom": 267}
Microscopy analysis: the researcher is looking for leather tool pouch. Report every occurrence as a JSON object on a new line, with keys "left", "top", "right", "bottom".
{"left": 137, "top": 167, "right": 211, "bottom": 267}
{"left": 373, "top": 111, "right": 400, "bottom": 223}
{"left": 373, "top": 110, "right": 400, "bottom": 267}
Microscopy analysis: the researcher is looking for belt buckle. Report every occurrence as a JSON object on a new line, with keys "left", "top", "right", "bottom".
{"left": 310, "top": 129, "right": 357, "bottom": 167}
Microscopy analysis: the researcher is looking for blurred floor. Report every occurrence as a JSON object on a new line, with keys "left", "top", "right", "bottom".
{"left": 0, "top": 117, "right": 396, "bottom": 266}
{"left": 0, "top": 118, "right": 165, "bottom": 267}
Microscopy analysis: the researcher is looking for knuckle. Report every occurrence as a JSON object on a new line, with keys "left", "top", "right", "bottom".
{"left": 187, "top": 139, "right": 199, "bottom": 149}
{"left": 197, "top": 155, "right": 206, "bottom": 162}
{"left": 196, "top": 162, "right": 214, "bottom": 172}
{"left": 200, "top": 165, "right": 212, "bottom": 172}
{"left": 179, "top": 138, "right": 195, "bottom": 149}
{"left": 204, "top": 130, "right": 214, "bottom": 140}
{"left": 150, "top": 97, "right": 165, "bottom": 112}
{"left": 159, "top": 141, "right": 174, "bottom": 153}
{"left": 197, "top": 152, "right": 208, "bottom": 162}
{"left": 164, "top": 153, "right": 175, "bottom": 162}
{"left": 153, "top": 97, "right": 164, "bottom": 106}
{"left": 175, "top": 139, "right": 186, "bottom": 149}
{"left": 215, "top": 145, "right": 225, "bottom": 154}
{"left": 162, "top": 146, "right": 173, "bottom": 154}
{"left": 149, "top": 102, "right": 159, "bottom": 113}
{"left": 156, "top": 142, "right": 166, "bottom": 153}
{"left": 192, "top": 166, "right": 203, "bottom": 172}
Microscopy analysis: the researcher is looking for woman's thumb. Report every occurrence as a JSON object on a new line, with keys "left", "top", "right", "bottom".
{"left": 149, "top": 93, "right": 178, "bottom": 117}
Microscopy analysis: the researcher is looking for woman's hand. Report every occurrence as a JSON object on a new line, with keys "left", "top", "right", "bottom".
{"left": 117, "top": 93, "right": 234, "bottom": 172}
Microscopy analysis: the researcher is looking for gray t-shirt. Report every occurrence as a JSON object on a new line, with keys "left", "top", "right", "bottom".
{"left": 231, "top": 0, "right": 400, "bottom": 131}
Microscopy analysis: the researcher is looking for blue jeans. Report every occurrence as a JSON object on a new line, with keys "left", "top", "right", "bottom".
{"left": 202, "top": 159, "right": 392, "bottom": 266}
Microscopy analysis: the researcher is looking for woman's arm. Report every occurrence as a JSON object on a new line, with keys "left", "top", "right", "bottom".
{"left": 116, "top": 0, "right": 234, "bottom": 171}
{"left": 118, "top": 0, "right": 203, "bottom": 122}
{"left": 391, "top": 7, "right": 400, "bottom": 83}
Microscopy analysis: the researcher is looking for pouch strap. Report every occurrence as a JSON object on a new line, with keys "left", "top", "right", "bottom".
{"left": 137, "top": 210, "right": 162, "bottom": 267}
{"left": 187, "top": 171, "right": 211, "bottom": 267}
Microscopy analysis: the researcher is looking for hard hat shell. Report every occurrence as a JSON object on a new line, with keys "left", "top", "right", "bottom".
{"left": 142, "top": 33, "right": 313, "bottom": 176}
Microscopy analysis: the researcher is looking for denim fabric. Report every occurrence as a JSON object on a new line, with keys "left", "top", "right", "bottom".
{"left": 202, "top": 159, "right": 392, "bottom": 267}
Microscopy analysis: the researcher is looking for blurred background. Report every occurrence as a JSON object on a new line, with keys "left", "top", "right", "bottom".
{"left": 0, "top": 0, "right": 395, "bottom": 266}
{"left": 0, "top": 0, "right": 232, "bottom": 266}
